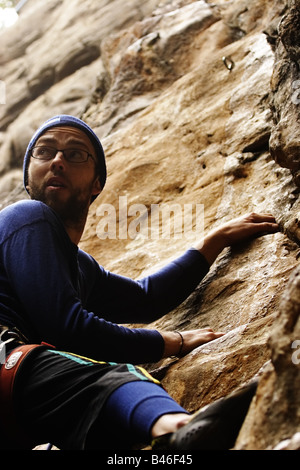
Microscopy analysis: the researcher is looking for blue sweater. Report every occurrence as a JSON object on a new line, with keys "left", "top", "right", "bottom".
{"left": 0, "top": 200, "right": 209, "bottom": 364}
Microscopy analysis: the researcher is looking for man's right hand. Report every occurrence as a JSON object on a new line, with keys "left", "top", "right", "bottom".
{"left": 194, "top": 212, "right": 279, "bottom": 266}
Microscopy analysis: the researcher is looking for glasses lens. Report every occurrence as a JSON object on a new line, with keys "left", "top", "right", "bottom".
{"left": 65, "top": 149, "right": 88, "bottom": 163}
{"left": 32, "top": 146, "right": 55, "bottom": 160}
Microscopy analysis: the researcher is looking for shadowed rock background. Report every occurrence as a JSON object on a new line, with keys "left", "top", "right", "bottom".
{"left": 1, "top": 0, "right": 299, "bottom": 450}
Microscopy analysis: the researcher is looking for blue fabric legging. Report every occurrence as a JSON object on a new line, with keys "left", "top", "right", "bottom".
{"left": 102, "top": 380, "right": 189, "bottom": 444}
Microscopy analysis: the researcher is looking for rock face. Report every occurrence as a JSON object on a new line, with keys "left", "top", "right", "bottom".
{"left": 269, "top": 0, "right": 300, "bottom": 188}
{"left": 0, "top": 0, "right": 299, "bottom": 450}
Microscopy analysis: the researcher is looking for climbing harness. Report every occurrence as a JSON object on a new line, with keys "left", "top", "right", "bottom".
{"left": 0, "top": 326, "right": 52, "bottom": 448}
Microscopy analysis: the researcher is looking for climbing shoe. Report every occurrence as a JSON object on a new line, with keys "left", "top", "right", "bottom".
{"left": 152, "top": 379, "right": 258, "bottom": 450}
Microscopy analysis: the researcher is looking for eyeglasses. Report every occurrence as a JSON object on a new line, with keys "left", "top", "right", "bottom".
{"left": 31, "top": 146, "right": 95, "bottom": 164}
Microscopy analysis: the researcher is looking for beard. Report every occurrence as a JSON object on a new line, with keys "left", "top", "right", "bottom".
{"left": 28, "top": 180, "right": 91, "bottom": 231}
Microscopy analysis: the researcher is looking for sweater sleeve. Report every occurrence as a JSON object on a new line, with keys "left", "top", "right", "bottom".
{"left": 82, "top": 249, "right": 210, "bottom": 324}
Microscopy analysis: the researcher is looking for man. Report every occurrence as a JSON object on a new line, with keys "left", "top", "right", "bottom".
{"left": 0, "top": 115, "right": 279, "bottom": 450}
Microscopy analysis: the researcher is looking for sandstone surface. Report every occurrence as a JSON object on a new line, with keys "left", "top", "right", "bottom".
{"left": 0, "top": 0, "right": 299, "bottom": 450}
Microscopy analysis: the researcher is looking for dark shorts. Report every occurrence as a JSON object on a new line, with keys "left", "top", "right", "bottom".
{"left": 12, "top": 348, "right": 159, "bottom": 450}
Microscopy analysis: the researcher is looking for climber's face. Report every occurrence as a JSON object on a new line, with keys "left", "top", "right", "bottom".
{"left": 26, "top": 126, "right": 101, "bottom": 219}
